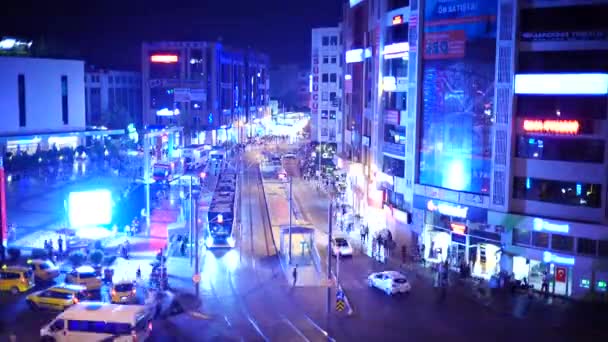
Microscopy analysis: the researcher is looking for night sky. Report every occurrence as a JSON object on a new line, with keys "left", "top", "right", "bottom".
{"left": 0, "top": 0, "right": 342, "bottom": 70}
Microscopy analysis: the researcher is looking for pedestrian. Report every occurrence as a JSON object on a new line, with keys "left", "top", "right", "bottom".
{"left": 541, "top": 271, "right": 549, "bottom": 296}
{"left": 57, "top": 236, "right": 64, "bottom": 258}
{"left": 292, "top": 264, "right": 298, "bottom": 288}
{"left": 401, "top": 245, "right": 407, "bottom": 265}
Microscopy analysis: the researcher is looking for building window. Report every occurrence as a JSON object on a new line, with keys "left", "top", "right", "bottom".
{"left": 385, "top": 190, "right": 407, "bottom": 211}
{"left": 513, "top": 229, "right": 531, "bottom": 246}
{"left": 382, "top": 156, "right": 405, "bottom": 177}
{"left": 331, "top": 56, "right": 337, "bottom": 64}
{"left": 330, "top": 36, "right": 338, "bottom": 46}
{"left": 108, "top": 76, "right": 113, "bottom": 83}
{"left": 330, "top": 73, "right": 337, "bottom": 83}
{"left": 321, "top": 110, "right": 328, "bottom": 119}
{"left": 532, "top": 231, "right": 549, "bottom": 248}
{"left": 599, "top": 240, "right": 608, "bottom": 257}
{"left": 322, "top": 36, "right": 329, "bottom": 46}
{"left": 17, "top": 74, "right": 26, "bottom": 127}
{"left": 330, "top": 92, "right": 337, "bottom": 101}
{"left": 323, "top": 56, "right": 329, "bottom": 64}
{"left": 551, "top": 234, "right": 574, "bottom": 252}
{"left": 516, "top": 95, "right": 607, "bottom": 120}
{"left": 384, "top": 124, "right": 406, "bottom": 144}
{"left": 513, "top": 177, "right": 601, "bottom": 208}
{"left": 329, "top": 110, "right": 336, "bottom": 119}
{"left": 322, "top": 73, "right": 328, "bottom": 83}
{"left": 577, "top": 238, "right": 597, "bottom": 256}
{"left": 516, "top": 136, "right": 604, "bottom": 163}
{"left": 61, "top": 75, "right": 68, "bottom": 124}
{"left": 321, "top": 92, "right": 329, "bottom": 101}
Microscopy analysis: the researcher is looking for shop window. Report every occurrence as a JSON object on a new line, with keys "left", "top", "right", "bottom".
{"left": 513, "top": 228, "right": 531, "bottom": 246}
{"left": 516, "top": 136, "right": 604, "bottom": 163}
{"left": 532, "top": 231, "right": 549, "bottom": 248}
{"left": 599, "top": 240, "right": 608, "bottom": 257}
{"left": 513, "top": 177, "right": 601, "bottom": 208}
{"left": 551, "top": 234, "right": 574, "bottom": 252}
{"left": 577, "top": 238, "right": 597, "bottom": 256}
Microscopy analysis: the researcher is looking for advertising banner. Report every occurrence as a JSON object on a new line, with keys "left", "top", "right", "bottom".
{"left": 419, "top": 0, "right": 497, "bottom": 194}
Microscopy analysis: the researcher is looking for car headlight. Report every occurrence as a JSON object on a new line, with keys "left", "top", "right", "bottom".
{"left": 206, "top": 236, "right": 213, "bottom": 247}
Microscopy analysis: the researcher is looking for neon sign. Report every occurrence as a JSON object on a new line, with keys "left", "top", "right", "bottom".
{"left": 383, "top": 42, "right": 409, "bottom": 56}
{"left": 156, "top": 108, "right": 180, "bottom": 116}
{"left": 150, "top": 54, "right": 178, "bottom": 63}
{"left": 392, "top": 15, "right": 404, "bottom": 25}
{"left": 515, "top": 73, "right": 608, "bottom": 95}
{"left": 543, "top": 251, "right": 575, "bottom": 266}
{"left": 450, "top": 223, "right": 466, "bottom": 235}
{"left": 533, "top": 218, "right": 569, "bottom": 233}
{"left": 427, "top": 200, "right": 469, "bottom": 219}
{"left": 383, "top": 76, "right": 396, "bottom": 92}
{"left": 523, "top": 119, "right": 580, "bottom": 134}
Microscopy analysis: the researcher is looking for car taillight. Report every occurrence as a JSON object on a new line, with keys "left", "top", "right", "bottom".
{"left": 20, "top": 276, "right": 27, "bottom": 283}
{"left": 132, "top": 288, "right": 137, "bottom": 295}
{"left": 111, "top": 290, "right": 117, "bottom": 296}
{"left": 73, "top": 296, "right": 79, "bottom": 304}
{"left": 148, "top": 322, "right": 153, "bottom": 331}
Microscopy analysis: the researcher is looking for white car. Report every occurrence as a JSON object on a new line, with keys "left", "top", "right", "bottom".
{"left": 282, "top": 153, "right": 297, "bottom": 160}
{"left": 331, "top": 237, "right": 353, "bottom": 257}
{"left": 368, "top": 271, "right": 411, "bottom": 295}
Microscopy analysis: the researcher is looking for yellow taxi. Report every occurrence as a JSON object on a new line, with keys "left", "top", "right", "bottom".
{"left": 0, "top": 265, "right": 35, "bottom": 294}
{"left": 65, "top": 266, "right": 102, "bottom": 291}
{"left": 26, "top": 284, "right": 88, "bottom": 311}
{"left": 28, "top": 259, "right": 60, "bottom": 282}
{"left": 111, "top": 280, "right": 137, "bottom": 304}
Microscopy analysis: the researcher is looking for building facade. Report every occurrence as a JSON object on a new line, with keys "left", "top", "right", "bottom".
{"left": 141, "top": 42, "right": 269, "bottom": 144}
{"left": 269, "top": 64, "right": 310, "bottom": 111}
{"left": 311, "top": 26, "right": 344, "bottom": 149}
{"left": 85, "top": 67, "right": 142, "bottom": 128}
{"left": 339, "top": 0, "right": 608, "bottom": 299}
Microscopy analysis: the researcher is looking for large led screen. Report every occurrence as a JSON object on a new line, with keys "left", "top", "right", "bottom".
{"left": 68, "top": 190, "right": 112, "bottom": 227}
{"left": 418, "top": 0, "right": 497, "bottom": 194}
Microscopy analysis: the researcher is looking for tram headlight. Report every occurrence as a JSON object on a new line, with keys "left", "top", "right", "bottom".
{"left": 227, "top": 237, "right": 235, "bottom": 247}
{"left": 206, "top": 236, "right": 213, "bottom": 247}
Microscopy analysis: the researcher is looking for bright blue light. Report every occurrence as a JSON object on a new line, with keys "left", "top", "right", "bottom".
{"left": 576, "top": 184, "right": 582, "bottom": 196}
{"left": 68, "top": 190, "right": 112, "bottom": 227}
{"left": 533, "top": 218, "right": 569, "bottom": 233}
{"left": 515, "top": 73, "right": 608, "bottom": 95}
{"left": 208, "top": 113, "right": 213, "bottom": 123}
{"left": 543, "top": 251, "right": 575, "bottom": 266}
{"left": 528, "top": 138, "right": 536, "bottom": 144}
{"left": 526, "top": 178, "right": 531, "bottom": 190}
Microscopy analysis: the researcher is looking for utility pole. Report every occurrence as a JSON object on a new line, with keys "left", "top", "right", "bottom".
{"left": 190, "top": 176, "right": 194, "bottom": 266}
{"left": 288, "top": 176, "right": 293, "bottom": 264}
{"left": 194, "top": 191, "right": 200, "bottom": 297}
{"left": 326, "top": 201, "right": 333, "bottom": 322}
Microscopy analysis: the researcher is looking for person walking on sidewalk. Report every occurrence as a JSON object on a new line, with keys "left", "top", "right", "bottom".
{"left": 541, "top": 271, "right": 549, "bottom": 297}
{"left": 292, "top": 264, "right": 298, "bottom": 288}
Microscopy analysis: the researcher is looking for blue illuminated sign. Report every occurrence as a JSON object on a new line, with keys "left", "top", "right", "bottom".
{"left": 533, "top": 218, "right": 569, "bottom": 234}
{"left": 543, "top": 251, "right": 575, "bottom": 266}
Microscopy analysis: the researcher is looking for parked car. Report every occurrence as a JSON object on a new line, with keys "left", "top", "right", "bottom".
{"left": 28, "top": 259, "right": 60, "bottom": 282}
{"left": 26, "top": 284, "right": 89, "bottom": 311}
{"left": 0, "top": 265, "right": 35, "bottom": 294}
{"left": 368, "top": 271, "right": 411, "bottom": 296}
{"left": 331, "top": 237, "right": 354, "bottom": 257}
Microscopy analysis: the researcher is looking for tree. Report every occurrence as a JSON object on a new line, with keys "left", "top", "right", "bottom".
{"left": 89, "top": 250, "right": 104, "bottom": 266}
{"left": 68, "top": 251, "right": 87, "bottom": 268}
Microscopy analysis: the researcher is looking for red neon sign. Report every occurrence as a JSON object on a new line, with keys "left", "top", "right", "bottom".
{"left": 450, "top": 223, "right": 466, "bottom": 235}
{"left": 392, "top": 15, "right": 404, "bottom": 25}
{"left": 150, "top": 54, "right": 178, "bottom": 63}
{"left": 523, "top": 119, "right": 580, "bottom": 134}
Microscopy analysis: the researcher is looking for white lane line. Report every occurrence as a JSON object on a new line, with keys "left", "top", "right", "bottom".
{"left": 281, "top": 315, "right": 311, "bottom": 342}
{"left": 304, "top": 315, "right": 336, "bottom": 342}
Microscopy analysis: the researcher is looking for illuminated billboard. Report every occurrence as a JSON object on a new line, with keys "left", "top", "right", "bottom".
{"left": 68, "top": 190, "right": 112, "bottom": 227}
{"left": 418, "top": 0, "right": 498, "bottom": 194}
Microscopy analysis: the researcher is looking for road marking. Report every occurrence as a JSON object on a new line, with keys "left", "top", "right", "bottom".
{"left": 281, "top": 315, "right": 311, "bottom": 342}
{"left": 304, "top": 315, "right": 336, "bottom": 342}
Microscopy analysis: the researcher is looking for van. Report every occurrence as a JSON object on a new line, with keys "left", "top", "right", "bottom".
{"left": 40, "top": 302, "right": 152, "bottom": 342}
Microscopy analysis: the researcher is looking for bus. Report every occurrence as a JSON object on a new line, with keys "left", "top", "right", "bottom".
{"left": 206, "top": 170, "right": 237, "bottom": 248}
{"left": 182, "top": 144, "right": 210, "bottom": 171}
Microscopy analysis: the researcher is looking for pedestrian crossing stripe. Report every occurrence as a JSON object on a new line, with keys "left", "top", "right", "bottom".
{"left": 336, "top": 299, "right": 345, "bottom": 312}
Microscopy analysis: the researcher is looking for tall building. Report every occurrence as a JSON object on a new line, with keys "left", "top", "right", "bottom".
{"left": 141, "top": 42, "right": 269, "bottom": 144}
{"left": 340, "top": 0, "right": 608, "bottom": 299}
{"left": 85, "top": 67, "right": 142, "bottom": 128}
{"left": 311, "top": 26, "right": 344, "bottom": 149}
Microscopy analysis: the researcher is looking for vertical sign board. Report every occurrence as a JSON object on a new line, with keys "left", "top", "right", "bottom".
{"left": 555, "top": 267, "right": 567, "bottom": 283}
{"left": 418, "top": 0, "right": 498, "bottom": 195}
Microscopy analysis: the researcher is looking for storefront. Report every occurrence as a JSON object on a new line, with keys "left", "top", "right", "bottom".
{"left": 414, "top": 195, "right": 499, "bottom": 278}
{"left": 488, "top": 211, "right": 608, "bottom": 299}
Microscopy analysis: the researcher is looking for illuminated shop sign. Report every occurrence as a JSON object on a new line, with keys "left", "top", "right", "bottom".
{"left": 345, "top": 48, "right": 372, "bottom": 63}
{"left": 156, "top": 108, "right": 180, "bottom": 116}
{"left": 392, "top": 15, "right": 404, "bottom": 26}
{"left": 450, "top": 223, "right": 467, "bottom": 235}
{"left": 543, "top": 251, "right": 575, "bottom": 266}
{"left": 383, "top": 76, "right": 397, "bottom": 92}
{"left": 521, "top": 31, "right": 608, "bottom": 42}
{"left": 522, "top": 119, "right": 580, "bottom": 135}
{"left": 533, "top": 218, "right": 569, "bottom": 234}
{"left": 349, "top": 0, "right": 364, "bottom": 7}
{"left": 383, "top": 42, "right": 409, "bottom": 60}
{"left": 427, "top": 200, "right": 469, "bottom": 219}
{"left": 514, "top": 73, "right": 608, "bottom": 95}
{"left": 150, "top": 54, "right": 179, "bottom": 63}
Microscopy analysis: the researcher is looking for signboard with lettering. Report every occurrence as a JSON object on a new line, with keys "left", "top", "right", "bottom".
{"left": 521, "top": 31, "right": 608, "bottom": 42}
{"left": 424, "top": 30, "right": 466, "bottom": 60}
{"left": 413, "top": 195, "right": 487, "bottom": 222}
